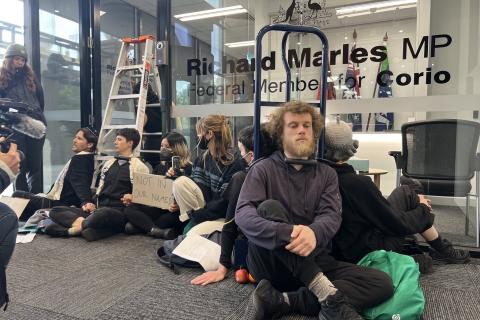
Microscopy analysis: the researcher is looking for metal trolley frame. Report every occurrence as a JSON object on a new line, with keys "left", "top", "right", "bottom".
{"left": 253, "top": 24, "right": 330, "bottom": 160}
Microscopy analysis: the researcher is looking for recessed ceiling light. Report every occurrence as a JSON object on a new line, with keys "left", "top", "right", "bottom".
{"left": 399, "top": 30, "right": 404, "bottom": 33}
{"left": 225, "top": 40, "right": 255, "bottom": 48}
{"left": 337, "top": 0, "right": 416, "bottom": 18}
{"left": 175, "top": 5, "right": 247, "bottom": 22}
{"left": 54, "top": 9, "right": 60, "bottom": 13}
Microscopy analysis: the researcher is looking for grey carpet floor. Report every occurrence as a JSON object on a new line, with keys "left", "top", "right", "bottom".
{"left": 2, "top": 234, "right": 480, "bottom": 320}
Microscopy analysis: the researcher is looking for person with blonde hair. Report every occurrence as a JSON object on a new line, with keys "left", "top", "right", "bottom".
{"left": 173, "top": 115, "right": 245, "bottom": 231}
{"left": 0, "top": 44, "right": 46, "bottom": 194}
{"left": 236, "top": 101, "right": 393, "bottom": 320}
{"left": 124, "top": 132, "right": 193, "bottom": 239}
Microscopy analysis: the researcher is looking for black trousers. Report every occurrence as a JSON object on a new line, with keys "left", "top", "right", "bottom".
{"left": 247, "top": 200, "right": 393, "bottom": 316}
{"left": 12, "top": 190, "right": 65, "bottom": 221}
{"left": 0, "top": 205, "right": 17, "bottom": 269}
{"left": 124, "top": 204, "right": 185, "bottom": 233}
{"left": 13, "top": 133, "right": 45, "bottom": 194}
{"left": 0, "top": 205, "right": 18, "bottom": 308}
{"left": 384, "top": 185, "right": 432, "bottom": 253}
{"left": 49, "top": 206, "right": 127, "bottom": 241}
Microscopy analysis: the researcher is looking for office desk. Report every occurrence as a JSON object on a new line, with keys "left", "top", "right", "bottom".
{"left": 359, "top": 169, "right": 388, "bottom": 188}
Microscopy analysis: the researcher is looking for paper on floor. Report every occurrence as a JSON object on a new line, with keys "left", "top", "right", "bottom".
{"left": 172, "top": 233, "right": 221, "bottom": 271}
{"left": 16, "top": 232, "right": 36, "bottom": 244}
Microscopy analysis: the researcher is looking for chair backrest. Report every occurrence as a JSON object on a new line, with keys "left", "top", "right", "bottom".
{"left": 402, "top": 119, "right": 480, "bottom": 180}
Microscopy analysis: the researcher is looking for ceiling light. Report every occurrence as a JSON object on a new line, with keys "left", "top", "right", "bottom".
{"left": 54, "top": 9, "right": 60, "bottom": 13}
{"left": 336, "top": 0, "right": 416, "bottom": 18}
{"left": 225, "top": 40, "right": 255, "bottom": 48}
{"left": 100, "top": 10, "right": 106, "bottom": 16}
{"left": 175, "top": 5, "right": 247, "bottom": 22}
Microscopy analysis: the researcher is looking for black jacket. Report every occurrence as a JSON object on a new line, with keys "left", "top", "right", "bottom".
{"left": 59, "top": 153, "right": 95, "bottom": 206}
{"left": 330, "top": 163, "right": 434, "bottom": 263}
{"left": 0, "top": 69, "right": 46, "bottom": 124}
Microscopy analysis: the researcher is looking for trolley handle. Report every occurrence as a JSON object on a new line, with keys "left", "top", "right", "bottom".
{"left": 253, "top": 24, "right": 329, "bottom": 161}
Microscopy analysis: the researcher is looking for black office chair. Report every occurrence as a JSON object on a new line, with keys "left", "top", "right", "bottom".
{"left": 389, "top": 119, "right": 480, "bottom": 247}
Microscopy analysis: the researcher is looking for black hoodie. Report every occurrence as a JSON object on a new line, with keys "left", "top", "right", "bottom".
{"left": 236, "top": 150, "right": 342, "bottom": 251}
{"left": 330, "top": 163, "right": 434, "bottom": 263}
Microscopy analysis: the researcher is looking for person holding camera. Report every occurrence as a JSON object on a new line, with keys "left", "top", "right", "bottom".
{"left": 0, "top": 140, "right": 21, "bottom": 311}
{"left": 0, "top": 44, "right": 46, "bottom": 194}
{"left": 124, "top": 132, "right": 192, "bottom": 239}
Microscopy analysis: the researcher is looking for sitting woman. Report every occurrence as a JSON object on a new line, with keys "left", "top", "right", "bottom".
{"left": 191, "top": 124, "right": 276, "bottom": 285}
{"left": 124, "top": 132, "right": 192, "bottom": 239}
{"left": 173, "top": 115, "right": 245, "bottom": 232}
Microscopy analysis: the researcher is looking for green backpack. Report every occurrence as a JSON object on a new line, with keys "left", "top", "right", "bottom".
{"left": 357, "top": 250, "right": 425, "bottom": 320}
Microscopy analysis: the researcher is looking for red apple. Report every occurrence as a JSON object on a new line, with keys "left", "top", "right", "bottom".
{"left": 235, "top": 268, "right": 249, "bottom": 284}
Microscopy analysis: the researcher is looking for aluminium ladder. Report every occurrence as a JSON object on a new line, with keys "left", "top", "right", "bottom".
{"left": 97, "top": 35, "right": 162, "bottom": 160}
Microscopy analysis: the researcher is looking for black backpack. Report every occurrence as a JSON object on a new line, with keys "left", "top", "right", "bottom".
{"left": 156, "top": 231, "right": 222, "bottom": 274}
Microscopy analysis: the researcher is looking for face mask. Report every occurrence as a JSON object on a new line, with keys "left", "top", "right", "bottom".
{"left": 159, "top": 148, "right": 174, "bottom": 161}
{"left": 197, "top": 135, "right": 210, "bottom": 150}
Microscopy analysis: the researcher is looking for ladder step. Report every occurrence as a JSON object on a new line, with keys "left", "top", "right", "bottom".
{"left": 110, "top": 94, "right": 141, "bottom": 100}
{"left": 142, "top": 132, "right": 163, "bottom": 136}
{"left": 131, "top": 74, "right": 155, "bottom": 78}
{"left": 116, "top": 64, "right": 144, "bottom": 71}
{"left": 102, "top": 124, "right": 138, "bottom": 130}
{"left": 140, "top": 149, "right": 162, "bottom": 153}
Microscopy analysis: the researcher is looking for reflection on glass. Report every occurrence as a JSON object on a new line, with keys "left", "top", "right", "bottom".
{"left": 39, "top": 0, "right": 80, "bottom": 191}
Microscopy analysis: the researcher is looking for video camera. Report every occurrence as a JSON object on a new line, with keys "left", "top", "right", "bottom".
{"left": 0, "top": 98, "right": 46, "bottom": 154}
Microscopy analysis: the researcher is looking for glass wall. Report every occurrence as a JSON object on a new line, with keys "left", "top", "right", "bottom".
{"left": 0, "top": 0, "right": 24, "bottom": 56}
{"left": 172, "top": 0, "right": 255, "bottom": 155}
{"left": 170, "top": 0, "right": 480, "bottom": 247}
{"left": 39, "top": 0, "right": 81, "bottom": 190}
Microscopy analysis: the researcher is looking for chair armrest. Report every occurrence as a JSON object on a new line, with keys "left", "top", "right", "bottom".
{"left": 388, "top": 151, "right": 405, "bottom": 169}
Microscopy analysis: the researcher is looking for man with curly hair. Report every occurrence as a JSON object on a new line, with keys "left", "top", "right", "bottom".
{"left": 236, "top": 101, "right": 394, "bottom": 320}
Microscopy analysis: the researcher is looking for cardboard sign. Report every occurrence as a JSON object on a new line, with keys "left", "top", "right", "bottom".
{"left": 132, "top": 172, "right": 173, "bottom": 209}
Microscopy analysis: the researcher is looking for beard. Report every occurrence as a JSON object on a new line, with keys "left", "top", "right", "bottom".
{"left": 283, "top": 138, "right": 315, "bottom": 158}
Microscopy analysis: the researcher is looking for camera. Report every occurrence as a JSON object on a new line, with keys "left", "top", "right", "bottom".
{"left": 0, "top": 99, "right": 46, "bottom": 155}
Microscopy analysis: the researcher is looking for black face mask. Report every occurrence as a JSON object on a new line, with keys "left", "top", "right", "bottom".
{"left": 159, "top": 148, "right": 174, "bottom": 161}
{"left": 197, "top": 136, "right": 210, "bottom": 150}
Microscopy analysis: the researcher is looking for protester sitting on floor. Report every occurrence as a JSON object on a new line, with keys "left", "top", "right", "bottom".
{"left": 191, "top": 124, "right": 276, "bottom": 286}
{"left": 124, "top": 132, "right": 192, "bottom": 239}
{"left": 45, "top": 128, "right": 149, "bottom": 241}
{"left": 172, "top": 115, "right": 245, "bottom": 232}
{"left": 13, "top": 127, "right": 96, "bottom": 221}
{"left": 324, "top": 118, "right": 470, "bottom": 269}
{"left": 235, "top": 101, "right": 393, "bottom": 320}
